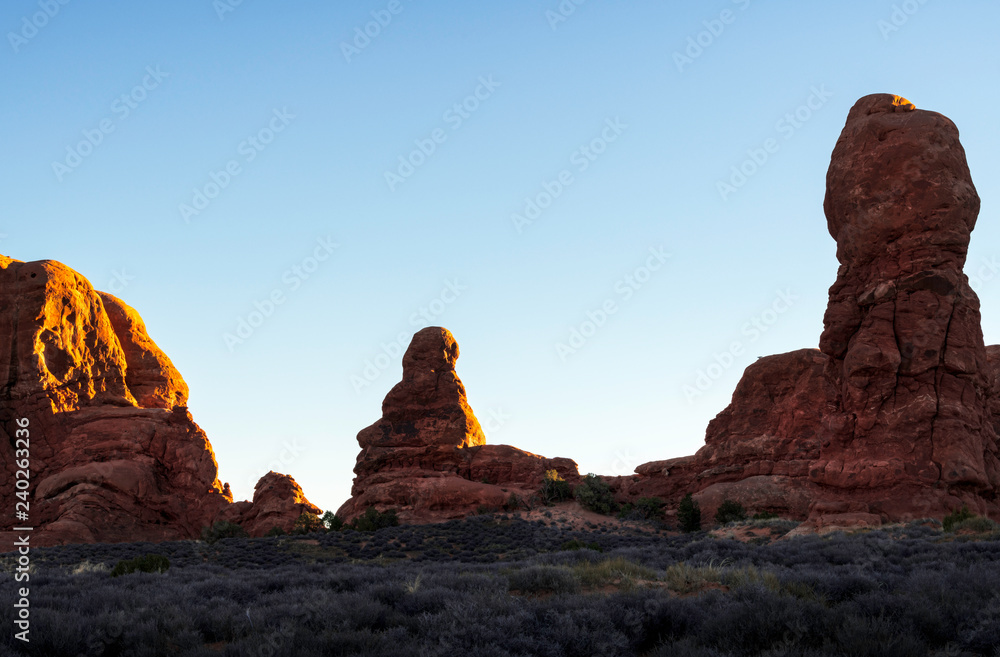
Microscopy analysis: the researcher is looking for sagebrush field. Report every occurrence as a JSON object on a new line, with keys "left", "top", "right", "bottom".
{"left": 4, "top": 513, "right": 1000, "bottom": 656}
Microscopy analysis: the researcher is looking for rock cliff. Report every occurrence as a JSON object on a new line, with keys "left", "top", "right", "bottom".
{"left": 0, "top": 255, "right": 316, "bottom": 545}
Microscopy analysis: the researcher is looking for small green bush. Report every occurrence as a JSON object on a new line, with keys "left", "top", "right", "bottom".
{"left": 476, "top": 505, "right": 499, "bottom": 515}
{"left": 506, "top": 565, "right": 580, "bottom": 594}
{"left": 951, "top": 516, "right": 999, "bottom": 534}
{"left": 292, "top": 511, "right": 325, "bottom": 535}
{"left": 715, "top": 499, "right": 748, "bottom": 525}
{"left": 943, "top": 505, "right": 976, "bottom": 532}
{"left": 503, "top": 493, "right": 524, "bottom": 512}
{"left": 201, "top": 520, "right": 248, "bottom": 544}
{"left": 539, "top": 469, "right": 572, "bottom": 505}
{"left": 111, "top": 554, "right": 170, "bottom": 578}
{"left": 265, "top": 526, "right": 287, "bottom": 537}
{"left": 752, "top": 511, "right": 779, "bottom": 520}
{"left": 620, "top": 497, "right": 667, "bottom": 522}
{"left": 573, "top": 557, "right": 657, "bottom": 588}
{"left": 574, "top": 474, "right": 618, "bottom": 515}
{"left": 678, "top": 493, "right": 701, "bottom": 533}
{"left": 321, "top": 510, "right": 344, "bottom": 531}
{"left": 635, "top": 497, "right": 666, "bottom": 521}
{"left": 349, "top": 507, "right": 399, "bottom": 532}
{"left": 560, "top": 539, "right": 603, "bottom": 552}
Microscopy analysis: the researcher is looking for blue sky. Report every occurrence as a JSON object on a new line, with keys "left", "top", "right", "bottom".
{"left": 3, "top": 0, "right": 999, "bottom": 514}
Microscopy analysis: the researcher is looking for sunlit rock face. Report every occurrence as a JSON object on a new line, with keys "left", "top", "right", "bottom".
{"left": 0, "top": 255, "right": 317, "bottom": 545}
{"left": 339, "top": 327, "right": 580, "bottom": 523}
{"left": 620, "top": 94, "right": 1000, "bottom": 526}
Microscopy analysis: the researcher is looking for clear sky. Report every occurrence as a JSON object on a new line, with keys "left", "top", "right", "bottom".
{"left": 3, "top": 1, "right": 999, "bottom": 514}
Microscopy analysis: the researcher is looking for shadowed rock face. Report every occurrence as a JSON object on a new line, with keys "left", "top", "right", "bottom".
{"left": 0, "top": 255, "right": 316, "bottom": 545}
{"left": 618, "top": 94, "right": 1000, "bottom": 526}
{"left": 339, "top": 327, "right": 579, "bottom": 523}
{"left": 356, "top": 327, "right": 486, "bottom": 472}
{"left": 817, "top": 93, "right": 998, "bottom": 492}
{"left": 342, "top": 97, "right": 999, "bottom": 528}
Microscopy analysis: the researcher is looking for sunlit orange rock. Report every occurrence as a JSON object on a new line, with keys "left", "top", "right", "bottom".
{"left": 0, "top": 255, "right": 315, "bottom": 545}
{"left": 98, "top": 292, "right": 188, "bottom": 409}
{"left": 338, "top": 327, "right": 579, "bottom": 522}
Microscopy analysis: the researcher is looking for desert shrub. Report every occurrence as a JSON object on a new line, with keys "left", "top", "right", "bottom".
{"left": 617, "top": 498, "right": 665, "bottom": 523}
{"left": 678, "top": 494, "right": 701, "bottom": 533}
{"left": 714, "top": 499, "right": 747, "bottom": 525}
{"left": 723, "top": 565, "right": 781, "bottom": 592}
{"left": 110, "top": 553, "right": 170, "bottom": 577}
{"left": 574, "top": 473, "right": 617, "bottom": 515}
{"left": 616, "top": 503, "right": 640, "bottom": 521}
{"left": 664, "top": 561, "right": 723, "bottom": 594}
{"left": 350, "top": 507, "right": 399, "bottom": 532}
{"left": 635, "top": 497, "right": 666, "bottom": 521}
{"left": 503, "top": 493, "right": 524, "bottom": 511}
{"left": 201, "top": 520, "right": 248, "bottom": 543}
{"left": 951, "top": 516, "right": 999, "bottom": 534}
{"left": 943, "top": 505, "right": 975, "bottom": 531}
{"left": 572, "top": 557, "right": 657, "bottom": 588}
{"left": 540, "top": 469, "right": 572, "bottom": 505}
{"left": 752, "top": 510, "right": 778, "bottom": 520}
{"left": 292, "top": 511, "right": 326, "bottom": 535}
{"left": 476, "top": 505, "right": 499, "bottom": 515}
{"left": 70, "top": 560, "right": 110, "bottom": 575}
{"left": 506, "top": 564, "right": 580, "bottom": 594}
{"left": 265, "top": 526, "right": 287, "bottom": 537}
{"left": 560, "top": 539, "right": 602, "bottom": 552}
{"left": 321, "top": 510, "right": 344, "bottom": 531}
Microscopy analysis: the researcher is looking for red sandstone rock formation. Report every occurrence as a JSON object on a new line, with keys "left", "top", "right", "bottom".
{"left": 622, "top": 94, "right": 1000, "bottom": 525}
{"left": 0, "top": 255, "right": 316, "bottom": 546}
{"left": 342, "top": 94, "right": 999, "bottom": 529}
{"left": 338, "top": 327, "right": 579, "bottom": 523}
{"left": 214, "top": 471, "right": 321, "bottom": 536}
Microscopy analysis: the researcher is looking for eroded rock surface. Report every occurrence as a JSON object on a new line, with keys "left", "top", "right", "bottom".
{"left": 338, "top": 327, "right": 579, "bottom": 522}
{"left": 0, "top": 256, "right": 316, "bottom": 545}
{"left": 624, "top": 94, "right": 1000, "bottom": 525}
